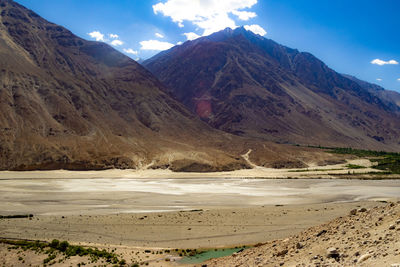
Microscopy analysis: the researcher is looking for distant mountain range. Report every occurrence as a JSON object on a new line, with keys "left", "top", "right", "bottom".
{"left": 0, "top": 0, "right": 398, "bottom": 171}
{"left": 144, "top": 27, "right": 400, "bottom": 151}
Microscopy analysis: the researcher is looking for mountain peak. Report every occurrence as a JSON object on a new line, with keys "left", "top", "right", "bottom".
{"left": 222, "top": 26, "right": 256, "bottom": 36}
{"left": 197, "top": 26, "right": 260, "bottom": 44}
{"left": 220, "top": 26, "right": 254, "bottom": 36}
{"left": 0, "top": 0, "right": 255, "bottom": 171}
{"left": 221, "top": 27, "right": 234, "bottom": 34}
{"left": 144, "top": 26, "right": 400, "bottom": 151}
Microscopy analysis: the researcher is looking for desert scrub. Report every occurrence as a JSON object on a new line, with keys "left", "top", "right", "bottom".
{"left": 0, "top": 239, "right": 47, "bottom": 252}
{"left": 0, "top": 239, "right": 126, "bottom": 265}
{"left": 345, "top": 164, "right": 365, "bottom": 169}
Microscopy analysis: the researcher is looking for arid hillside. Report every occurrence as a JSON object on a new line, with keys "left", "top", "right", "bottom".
{"left": 0, "top": 0, "right": 344, "bottom": 171}
{"left": 0, "top": 0, "right": 243, "bottom": 170}
{"left": 144, "top": 27, "right": 400, "bottom": 151}
{"left": 208, "top": 201, "right": 400, "bottom": 266}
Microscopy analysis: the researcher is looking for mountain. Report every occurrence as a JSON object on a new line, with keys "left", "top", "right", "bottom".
{"left": 1, "top": 0, "right": 340, "bottom": 171}
{"left": 344, "top": 74, "right": 400, "bottom": 109}
{"left": 0, "top": 0, "right": 249, "bottom": 171}
{"left": 144, "top": 27, "right": 400, "bottom": 151}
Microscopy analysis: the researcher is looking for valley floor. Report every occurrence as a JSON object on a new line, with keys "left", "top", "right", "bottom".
{"left": 0, "top": 160, "right": 399, "bottom": 266}
{"left": 0, "top": 158, "right": 394, "bottom": 180}
{"left": 0, "top": 201, "right": 393, "bottom": 266}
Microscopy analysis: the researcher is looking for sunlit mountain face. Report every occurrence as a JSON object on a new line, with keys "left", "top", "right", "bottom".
{"left": 144, "top": 27, "right": 400, "bottom": 151}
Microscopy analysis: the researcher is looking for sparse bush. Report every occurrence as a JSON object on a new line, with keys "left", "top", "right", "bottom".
{"left": 50, "top": 239, "right": 59, "bottom": 249}
{"left": 58, "top": 241, "right": 69, "bottom": 252}
{"left": 0, "top": 238, "right": 123, "bottom": 264}
{"left": 346, "top": 164, "right": 365, "bottom": 169}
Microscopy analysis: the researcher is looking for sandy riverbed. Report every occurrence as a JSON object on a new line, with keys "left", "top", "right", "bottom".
{"left": 1, "top": 178, "right": 400, "bottom": 215}
{"left": 1, "top": 175, "right": 400, "bottom": 248}
{"left": 1, "top": 162, "right": 399, "bottom": 266}
{"left": 0, "top": 201, "right": 389, "bottom": 249}
{"left": 0, "top": 158, "right": 386, "bottom": 180}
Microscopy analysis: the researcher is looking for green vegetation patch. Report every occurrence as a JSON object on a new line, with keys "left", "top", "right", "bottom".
{"left": 0, "top": 239, "right": 126, "bottom": 266}
{"left": 329, "top": 148, "right": 400, "bottom": 174}
{"left": 345, "top": 164, "right": 366, "bottom": 169}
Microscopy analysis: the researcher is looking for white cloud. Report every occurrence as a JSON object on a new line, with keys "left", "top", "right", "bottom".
{"left": 177, "top": 41, "right": 183, "bottom": 45}
{"left": 244, "top": 24, "right": 267, "bottom": 36}
{"left": 397, "top": 78, "right": 400, "bottom": 81}
{"left": 109, "top": 34, "right": 119, "bottom": 39}
{"left": 140, "top": 40, "right": 174, "bottom": 51}
{"left": 123, "top": 48, "right": 138, "bottom": 55}
{"left": 376, "top": 78, "right": 382, "bottom": 81}
{"left": 232, "top": 10, "right": 256, "bottom": 20}
{"left": 197, "top": 13, "right": 237, "bottom": 35}
{"left": 88, "top": 31, "right": 104, "bottom": 41}
{"left": 371, "top": 59, "right": 399, "bottom": 66}
{"left": 155, "top": 32, "right": 164, "bottom": 38}
{"left": 184, "top": 32, "right": 201, "bottom": 40}
{"left": 153, "top": 0, "right": 258, "bottom": 36}
{"left": 111, "top": 40, "right": 124, "bottom": 46}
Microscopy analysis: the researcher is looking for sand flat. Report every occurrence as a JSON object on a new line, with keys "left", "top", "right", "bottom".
{"left": 0, "top": 202, "right": 386, "bottom": 249}
{"left": 1, "top": 169, "right": 399, "bottom": 265}
{"left": 1, "top": 174, "right": 400, "bottom": 249}
{"left": 0, "top": 158, "right": 385, "bottom": 180}
{"left": 1, "top": 178, "right": 400, "bottom": 215}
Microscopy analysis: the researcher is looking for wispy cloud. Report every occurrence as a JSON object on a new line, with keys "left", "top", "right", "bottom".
{"left": 153, "top": 0, "right": 260, "bottom": 36}
{"left": 88, "top": 31, "right": 104, "bottom": 41}
{"left": 109, "top": 34, "right": 119, "bottom": 39}
{"left": 371, "top": 59, "right": 399, "bottom": 66}
{"left": 376, "top": 78, "right": 382, "bottom": 81}
{"left": 244, "top": 24, "right": 266, "bottom": 36}
{"left": 155, "top": 33, "right": 164, "bottom": 38}
{"left": 111, "top": 40, "right": 124, "bottom": 46}
{"left": 397, "top": 78, "right": 400, "bottom": 81}
{"left": 140, "top": 40, "right": 174, "bottom": 50}
{"left": 123, "top": 48, "right": 138, "bottom": 55}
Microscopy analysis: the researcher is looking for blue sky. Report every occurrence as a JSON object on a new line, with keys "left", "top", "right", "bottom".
{"left": 15, "top": 0, "right": 400, "bottom": 92}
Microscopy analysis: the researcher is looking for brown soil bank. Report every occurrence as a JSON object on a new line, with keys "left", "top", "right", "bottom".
{"left": 207, "top": 201, "right": 400, "bottom": 266}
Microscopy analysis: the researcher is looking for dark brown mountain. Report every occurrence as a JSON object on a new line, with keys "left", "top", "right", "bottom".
{"left": 1, "top": 0, "right": 343, "bottom": 171}
{"left": 0, "top": 0, "right": 250, "bottom": 171}
{"left": 343, "top": 74, "right": 400, "bottom": 110}
{"left": 144, "top": 27, "right": 400, "bottom": 151}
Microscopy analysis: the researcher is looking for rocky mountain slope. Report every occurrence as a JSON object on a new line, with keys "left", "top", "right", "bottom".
{"left": 0, "top": 0, "right": 242, "bottom": 171}
{"left": 208, "top": 201, "right": 400, "bottom": 266}
{"left": 344, "top": 74, "right": 400, "bottom": 110}
{"left": 144, "top": 27, "right": 400, "bottom": 151}
{"left": 1, "top": 0, "right": 342, "bottom": 171}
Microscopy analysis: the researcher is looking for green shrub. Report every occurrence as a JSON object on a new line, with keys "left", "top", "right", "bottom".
{"left": 345, "top": 164, "right": 365, "bottom": 169}
{"left": 50, "top": 239, "right": 59, "bottom": 249}
{"left": 58, "top": 241, "right": 69, "bottom": 252}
